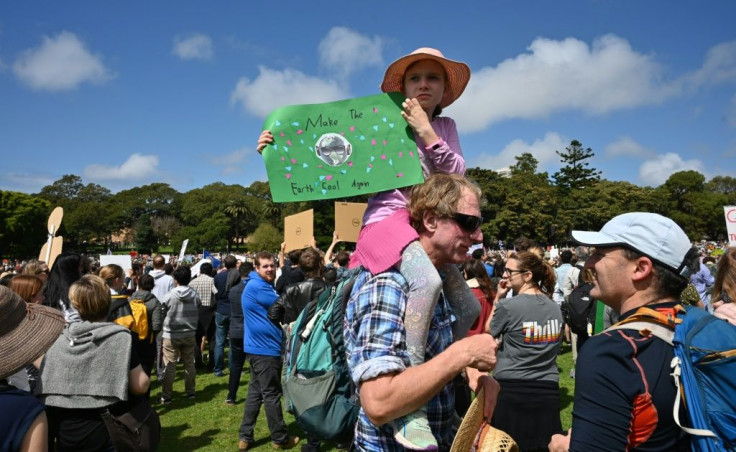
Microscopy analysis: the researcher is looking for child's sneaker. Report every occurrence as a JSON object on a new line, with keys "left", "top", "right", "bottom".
{"left": 391, "top": 410, "right": 438, "bottom": 451}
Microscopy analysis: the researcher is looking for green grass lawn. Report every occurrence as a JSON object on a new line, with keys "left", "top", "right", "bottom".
{"left": 153, "top": 346, "right": 576, "bottom": 451}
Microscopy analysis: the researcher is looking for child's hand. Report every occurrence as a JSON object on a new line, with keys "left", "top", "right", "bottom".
{"left": 257, "top": 130, "right": 274, "bottom": 154}
{"left": 401, "top": 98, "right": 436, "bottom": 143}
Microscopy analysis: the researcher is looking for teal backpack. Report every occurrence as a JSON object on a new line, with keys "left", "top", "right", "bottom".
{"left": 282, "top": 275, "right": 359, "bottom": 443}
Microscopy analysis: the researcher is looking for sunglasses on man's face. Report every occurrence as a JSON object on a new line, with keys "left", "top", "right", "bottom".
{"left": 448, "top": 212, "right": 483, "bottom": 233}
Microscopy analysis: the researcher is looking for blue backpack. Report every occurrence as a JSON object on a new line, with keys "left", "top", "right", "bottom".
{"left": 611, "top": 305, "right": 736, "bottom": 451}
{"left": 282, "top": 275, "right": 360, "bottom": 443}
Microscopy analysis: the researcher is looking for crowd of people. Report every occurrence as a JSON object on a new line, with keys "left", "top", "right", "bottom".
{"left": 2, "top": 44, "right": 736, "bottom": 452}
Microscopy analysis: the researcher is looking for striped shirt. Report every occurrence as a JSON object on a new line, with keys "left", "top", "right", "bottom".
{"left": 344, "top": 269, "right": 455, "bottom": 451}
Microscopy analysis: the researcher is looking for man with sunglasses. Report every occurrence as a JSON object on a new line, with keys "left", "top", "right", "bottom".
{"left": 345, "top": 173, "right": 499, "bottom": 451}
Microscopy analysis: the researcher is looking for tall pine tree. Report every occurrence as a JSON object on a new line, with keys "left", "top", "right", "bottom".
{"left": 552, "top": 140, "right": 601, "bottom": 191}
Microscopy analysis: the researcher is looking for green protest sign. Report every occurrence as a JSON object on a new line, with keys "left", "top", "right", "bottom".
{"left": 261, "top": 92, "right": 424, "bottom": 202}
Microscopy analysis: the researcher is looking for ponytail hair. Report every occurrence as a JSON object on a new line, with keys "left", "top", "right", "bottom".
{"left": 512, "top": 251, "right": 556, "bottom": 298}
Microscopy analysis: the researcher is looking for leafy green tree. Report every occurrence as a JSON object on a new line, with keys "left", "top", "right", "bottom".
{"left": 39, "top": 174, "right": 85, "bottom": 204}
{"left": 510, "top": 153, "right": 539, "bottom": 175}
{"left": 135, "top": 214, "right": 157, "bottom": 254}
{"left": 248, "top": 222, "right": 282, "bottom": 253}
{"left": 552, "top": 140, "right": 601, "bottom": 191}
{"left": 0, "top": 191, "right": 51, "bottom": 259}
{"left": 150, "top": 216, "right": 182, "bottom": 248}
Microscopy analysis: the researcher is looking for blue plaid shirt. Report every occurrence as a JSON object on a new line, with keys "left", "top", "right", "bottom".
{"left": 344, "top": 269, "right": 456, "bottom": 451}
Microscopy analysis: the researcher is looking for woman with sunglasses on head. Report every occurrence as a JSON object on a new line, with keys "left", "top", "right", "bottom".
{"left": 712, "top": 247, "right": 736, "bottom": 325}
{"left": 486, "top": 251, "right": 564, "bottom": 452}
{"left": 258, "top": 47, "right": 480, "bottom": 450}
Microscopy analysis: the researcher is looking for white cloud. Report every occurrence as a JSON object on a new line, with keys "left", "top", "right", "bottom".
{"left": 0, "top": 172, "right": 56, "bottom": 193}
{"left": 469, "top": 132, "right": 566, "bottom": 172}
{"left": 84, "top": 154, "right": 159, "bottom": 181}
{"left": 684, "top": 40, "right": 736, "bottom": 88}
{"left": 212, "top": 148, "right": 250, "bottom": 175}
{"left": 638, "top": 153, "right": 705, "bottom": 186}
{"left": 318, "top": 27, "right": 383, "bottom": 79}
{"left": 604, "top": 136, "right": 655, "bottom": 158}
{"left": 13, "top": 31, "right": 113, "bottom": 91}
{"left": 173, "top": 33, "right": 214, "bottom": 61}
{"left": 230, "top": 66, "right": 348, "bottom": 118}
{"left": 452, "top": 34, "right": 680, "bottom": 133}
{"left": 726, "top": 95, "right": 736, "bottom": 128}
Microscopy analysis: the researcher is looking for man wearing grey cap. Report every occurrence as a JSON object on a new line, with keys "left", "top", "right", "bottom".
{"left": 549, "top": 212, "right": 699, "bottom": 451}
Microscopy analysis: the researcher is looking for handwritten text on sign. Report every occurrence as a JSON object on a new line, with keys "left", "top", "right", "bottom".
{"left": 261, "top": 93, "right": 423, "bottom": 202}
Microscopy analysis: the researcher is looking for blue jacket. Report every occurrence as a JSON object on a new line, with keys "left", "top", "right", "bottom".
{"left": 242, "top": 271, "right": 281, "bottom": 356}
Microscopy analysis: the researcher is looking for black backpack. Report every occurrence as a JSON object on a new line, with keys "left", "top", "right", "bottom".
{"left": 567, "top": 282, "right": 595, "bottom": 336}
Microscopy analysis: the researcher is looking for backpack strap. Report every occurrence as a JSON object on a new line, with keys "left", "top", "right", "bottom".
{"left": 606, "top": 304, "right": 720, "bottom": 440}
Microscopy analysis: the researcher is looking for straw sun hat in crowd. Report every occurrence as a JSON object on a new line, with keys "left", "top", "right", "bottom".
{"left": 380, "top": 47, "right": 471, "bottom": 109}
{"left": 0, "top": 285, "right": 65, "bottom": 380}
{"left": 451, "top": 387, "right": 519, "bottom": 452}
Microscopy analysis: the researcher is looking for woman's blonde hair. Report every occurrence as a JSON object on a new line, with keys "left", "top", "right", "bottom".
{"left": 713, "top": 247, "right": 736, "bottom": 303}
{"left": 69, "top": 274, "right": 111, "bottom": 321}
{"left": 99, "top": 264, "right": 124, "bottom": 288}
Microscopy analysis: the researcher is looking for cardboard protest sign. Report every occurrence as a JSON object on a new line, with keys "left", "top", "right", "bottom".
{"left": 284, "top": 209, "right": 314, "bottom": 252}
{"left": 39, "top": 206, "right": 64, "bottom": 267}
{"left": 335, "top": 202, "right": 367, "bottom": 243}
{"left": 261, "top": 93, "right": 423, "bottom": 202}
{"left": 725, "top": 206, "right": 736, "bottom": 246}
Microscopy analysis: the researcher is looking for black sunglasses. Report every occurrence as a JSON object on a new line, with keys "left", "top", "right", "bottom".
{"left": 448, "top": 212, "right": 483, "bottom": 233}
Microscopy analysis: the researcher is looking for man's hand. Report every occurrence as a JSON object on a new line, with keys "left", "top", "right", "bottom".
{"left": 466, "top": 370, "right": 500, "bottom": 421}
{"left": 549, "top": 430, "right": 571, "bottom": 452}
{"left": 452, "top": 333, "right": 497, "bottom": 372}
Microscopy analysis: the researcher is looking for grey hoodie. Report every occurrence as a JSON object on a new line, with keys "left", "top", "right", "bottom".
{"left": 162, "top": 286, "right": 201, "bottom": 339}
{"left": 41, "top": 322, "right": 131, "bottom": 409}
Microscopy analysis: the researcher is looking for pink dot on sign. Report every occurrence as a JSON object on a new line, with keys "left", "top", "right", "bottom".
{"left": 291, "top": 158, "right": 297, "bottom": 164}
{"left": 326, "top": 175, "right": 333, "bottom": 181}
{"left": 371, "top": 139, "right": 376, "bottom": 146}
{"left": 287, "top": 140, "right": 292, "bottom": 146}
{"left": 280, "top": 132, "right": 285, "bottom": 137}
{"left": 281, "top": 156, "right": 286, "bottom": 161}
{"left": 369, "top": 164, "right": 373, "bottom": 168}
{"left": 285, "top": 174, "right": 291, "bottom": 179}
{"left": 399, "top": 152, "right": 403, "bottom": 158}
{"left": 381, "top": 154, "right": 386, "bottom": 160}
{"left": 410, "top": 151, "right": 414, "bottom": 157}
{"left": 383, "top": 140, "right": 387, "bottom": 146}
{"left": 397, "top": 173, "right": 403, "bottom": 178}
{"left": 317, "top": 164, "right": 323, "bottom": 168}
{"left": 350, "top": 126, "right": 355, "bottom": 131}
{"left": 348, "top": 161, "right": 353, "bottom": 167}
{"left": 373, "top": 107, "right": 378, "bottom": 113}
{"left": 296, "top": 129, "right": 303, "bottom": 135}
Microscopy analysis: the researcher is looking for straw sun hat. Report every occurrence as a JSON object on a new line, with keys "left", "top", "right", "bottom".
{"left": 380, "top": 47, "right": 471, "bottom": 109}
{"left": 451, "top": 387, "right": 519, "bottom": 452}
{"left": 0, "top": 285, "right": 64, "bottom": 380}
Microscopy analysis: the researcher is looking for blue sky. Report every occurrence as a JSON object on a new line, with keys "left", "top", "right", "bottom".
{"left": 1, "top": 1, "right": 735, "bottom": 194}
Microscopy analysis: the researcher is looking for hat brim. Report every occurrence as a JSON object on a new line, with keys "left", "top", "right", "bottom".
{"left": 0, "top": 301, "right": 64, "bottom": 379}
{"left": 451, "top": 386, "right": 519, "bottom": 452}
{"left": 381, "top": 52, "right": 470, "bottom": 109}
{"left": 451, "top": 386, "right": 487, "bottom": 452}
{"left": 570, "top": 230, "right": 622, "bottom": 248}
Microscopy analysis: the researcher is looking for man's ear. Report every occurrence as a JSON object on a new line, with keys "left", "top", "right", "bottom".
{"left": 631, "top": 256, "right": 655, "bottom": 282}
{"left": 423, "top": 210, "right": 439, "bottom": 233}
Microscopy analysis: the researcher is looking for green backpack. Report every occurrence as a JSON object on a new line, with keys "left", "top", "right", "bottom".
{"left": 282, "top": 275, "right": 359, "bottom": 443}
